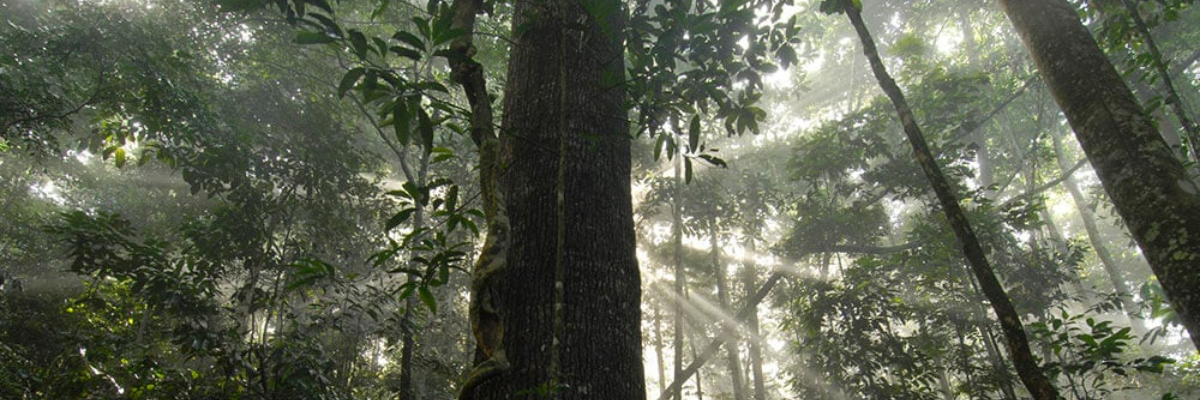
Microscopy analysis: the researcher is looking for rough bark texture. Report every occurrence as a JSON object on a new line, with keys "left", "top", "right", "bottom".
{"left": 455, "top": 0, "right": 646, "bottom": 398}
{"left": 1000, "top": 0, "right": 1200, "bottom": 350}
{"left": 841, "top": 1, "right": 1062, "bottom": 399}
{"left": 449, "top": 0, "right": 512, "bottom": 396}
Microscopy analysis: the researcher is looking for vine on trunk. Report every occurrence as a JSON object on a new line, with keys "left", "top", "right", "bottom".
{"left": 448, "top": 0, "right": 511, "bottom": 397}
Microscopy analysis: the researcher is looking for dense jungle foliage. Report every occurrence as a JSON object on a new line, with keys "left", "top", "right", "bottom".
{"left": 2, "top": 0, "right": 1199, "bottom": 399}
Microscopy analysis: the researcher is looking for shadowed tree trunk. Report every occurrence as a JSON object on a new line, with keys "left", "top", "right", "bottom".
{"left": 840, "top": 1, "right": 1061, "bottom": 399}
{"left": 999, "top": 0, "right": 1200, "bottom": 350}
{"left": 449, "top": 0, "right": 645, "bottom": 398}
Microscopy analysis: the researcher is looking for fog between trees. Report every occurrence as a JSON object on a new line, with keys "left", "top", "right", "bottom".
{"left": 2, "top": 0, "right": 1199, "bottom": 399}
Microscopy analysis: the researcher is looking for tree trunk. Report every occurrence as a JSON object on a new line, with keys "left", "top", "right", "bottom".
{"left": 840, "top": 1, "right": 1061, "bottom": 399}
{"left": 709, "top": 217, "right": 746, "bottom": 400}
{"left": 999, "top": 0, "right": 1200, "bottom": 350}
{"left": 742, "top": 238, "right": 767, "bottom": 400}
{"left": 684, "top": 317, "right": 706, "bottom": 400}
{"left": 1119, "top": 0, "right": 1200, "bottom": 157}
{"left": 655, "top": 304, "right": 668, "bottom": 395}
{"left": 398, "top": 151, "right": 430, "bottom": 399}
{"left": 658, "top": 273, "right": 784, "bottom": 400}
{"left": 452, "top": 0, "right": 645, "bottom": 398}
{"left": 1050, "top": 128, "right": 1146, "bottom": 333}
{"left": 673, "top": 150, "right": 685, "bottom": 400}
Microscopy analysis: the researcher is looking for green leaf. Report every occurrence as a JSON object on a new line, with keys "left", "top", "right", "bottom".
{"left": 684, "top": 157, "right": 694, "bottom": 184}
{"left": 348, "top": 30, "right": 369, "bottom": 58}
{"left": 431, "top": 146, "right": 455, "bottom": 163}
{"left": 445, "top": 185, "right": 459, "bottom": 211}
{"left": 418, "top": 107, "right": 435, "bottom": 152}
{"left": 688, "top": 114, "right": 701, "bottom": 151}
{"left": 389, "top": 46, "right": 422, "bottom": 61}
{"left": 393, "top": 101, "right": 411, "bottom": 145}
{"left": 294, "top": 31, "right": 337, "bottom": 44}
{"left": 114, "top": 147, "right": 126, "bottom": 168}
{"left": 392, "top": 30, "right": 425, "bottom": 51}
{"left": 653, "top": 134, "right": 666, "bottom": 161}
{"left": 372, "top": 36, "right": 389, "bottom": 55}
{"left": 338, "top": 67, "right": 365, "bottom": 98}
{"left": 696, "top": 154, "right": 727, "bottom": 168}
{"left": 418, "top": 285, "right": 437, "bottom": 313}
{"left": 385, "top": 208, "right": 416, "bottom": 231}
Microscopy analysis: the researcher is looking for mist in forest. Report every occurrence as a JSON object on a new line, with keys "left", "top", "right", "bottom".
{"left": 2, "top": 0, "right": 1199, "bottom": 399}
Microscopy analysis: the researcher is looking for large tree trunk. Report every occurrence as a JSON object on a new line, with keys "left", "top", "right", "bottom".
{"left": 452, "top": 0, "right": 645, "bottom": 398}
{"left": 840, "top": 1, "right": 1061, "bottom": 399}
{"left": 999, "top": 0, "right": 1200, "bottom": 350}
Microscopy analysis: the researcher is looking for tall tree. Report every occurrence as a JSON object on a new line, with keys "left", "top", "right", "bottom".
{"left": 709, "top": 215, "right": 747, "bottom": 400}
{"left": 999, "top": 0, "right": 1200, "bottom": 350}
{"left": 674, "top": 149, "right": 686, "bottom": 400}
{"left": 1050, "top": 127, "right": 1144, "bottom": 333}
{"left": 835, "top": 0, "right": 1061, "bottom": 399}
{"left": 452, "top": 0, "right": 645, "bottom": 399}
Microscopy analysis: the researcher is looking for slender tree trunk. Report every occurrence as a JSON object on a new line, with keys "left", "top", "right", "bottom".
{"left": 840, "top": 2, "right": 1061, "bottom": 399}
{"left": 656, "top": 244, "right": 919, "bottom": 400}
{"left": 959, "top": 7, "right": 995, "bottom": 197}
{"left": 398, "top": 149, "right": 431, "bottom": 399}
{"left": 451, "top": 0, "right": 645, "bottom": 398}
{"left": 742, "top": 238, "right": 767, "bottom": 400}
{"left": 1120, "top": 0, "right": 1200, "bottom": 157}
{"left": 684, "top": 319, "right": 705, "bottom": 400}
{"left": 1050, "top": 128, "right": 1146, "bottom": 333}
{"left": 709, "top": 217, "right": 747, "bottom": 400}
{"left": 999, "top": 0, "right": 1200, "bottom": 350}
{"left": 655, "top": 305, "right": 668, "bottom": 395}
{"left": 657, "top": 273, "right": 784, "bottom": 400}
{"left": 673, "top": 150, "right": 685, "bottom": 400}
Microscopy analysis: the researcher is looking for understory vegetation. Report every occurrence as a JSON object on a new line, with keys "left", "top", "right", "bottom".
{"left": 2, "top": 0, "right": 1198, "bottom": 399}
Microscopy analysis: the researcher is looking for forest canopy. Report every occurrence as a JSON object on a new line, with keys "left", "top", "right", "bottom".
{"left": 2, "top": 0, "right": 1199, "bottom": 399}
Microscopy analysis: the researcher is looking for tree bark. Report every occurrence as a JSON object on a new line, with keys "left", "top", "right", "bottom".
{"left": 709, "top": 218, "right": 746, "bottom": 400}
{"left": 451, "top": 0, "right": 645, "bottom": 398}
{"left": 999, "top": 0, "right": 1200, "bottom": 350}
{"left": 840, "top": 1, "right": 1061, "bottom": 399}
